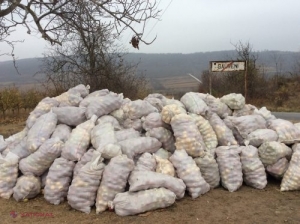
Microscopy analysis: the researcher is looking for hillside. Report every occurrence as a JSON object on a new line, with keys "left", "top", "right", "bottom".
{"left": 0, "top": 50, "right": 299, "bottom": 91}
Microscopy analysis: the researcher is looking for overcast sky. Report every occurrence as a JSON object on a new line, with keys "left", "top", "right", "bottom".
{"left": 1, "top": 0, "right": 300, "bottom": 61}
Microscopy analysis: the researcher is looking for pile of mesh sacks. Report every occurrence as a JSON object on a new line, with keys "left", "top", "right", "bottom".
{"left": 1, "top": 84, "right": 300, "bottom": 216}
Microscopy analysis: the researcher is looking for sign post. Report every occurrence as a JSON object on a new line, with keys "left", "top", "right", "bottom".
{"left": 210, "top": 61, "right": 246, "bottom": 100}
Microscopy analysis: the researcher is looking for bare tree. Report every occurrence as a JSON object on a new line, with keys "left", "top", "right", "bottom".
{"left": 0, "top": 0, "right": 160, "bottom": 57}
{"left": 39, "top": 2, "right": 149, "bottom": 99}
{"left": 231, "top": 41, "right": 260, "bottom": 99}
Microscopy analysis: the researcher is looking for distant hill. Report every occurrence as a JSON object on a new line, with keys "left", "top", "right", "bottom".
{"left": 0, "top": 50, "right": 299, "bottom": 91}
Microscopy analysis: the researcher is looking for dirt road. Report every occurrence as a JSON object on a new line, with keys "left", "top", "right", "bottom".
{"left": 0, "top": 177, "right": 299, "bottom": 224}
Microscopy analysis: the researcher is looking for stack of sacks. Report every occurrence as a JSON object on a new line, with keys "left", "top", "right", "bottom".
{"left": 194, "top": 153, "right": 220, "bottom": 189}
{"left": 267, "top": 119, "right": 300, "bottom": 144}
{"left": 208, "top": 113, "right": 237, "bottom": 146}
{"left": 215, "top": 146, "right": 243, "bottom": 192}
{"left": 171, "top": 114, "right": 206, "bottom": 157}
{"left": 240, "top": 145, "right": 267, "bottom": 189}
{"left": 19, "top": 137, "right": 63, "bottom": 176}
{"left": 61, "top": 115, "right": 97, "bottom": 161}
{"left": 26, "top": 111, "right": 58, "bottom": 153}
{"left": 2, "top": 85, "right": 300, "bottom": 217}
{"left": 13, "top": 175, "right": 41, "bottom": 201}
{"left": 198, "top": 93, "right": 232, "bottom": 118}
{"left": 44, "top": 157, "right": 75, "bottom": 205}
{"left": 180, "top": 92, "right": 209, "bottom": 116}
{"left": 258, "top": 141, "right": 292, "bottom": 178}
{"left": 0, "top": 152, "right": 19, "bottom": 199}
{"left": 189, "top": 113, "right": 218, "bottom": 153}
{"left": 67, "top": 152, "right": 105, "bottom": 214}
{"left": 26, "top": 97, "right": 59, "bottom": 129}
{"left": 91, "top": 122, "right": 122, "bottom": 159}
{"left": 95, "top": 155, "right": 134, "bottom": 213}
{"left": 280, "top": 144, "right": 300, "bottom": 191}
{"left": 224, "top": 114, "right": 268, "bottom": 145}
{"left": 169, "top": 149, "right": 210, "bottom": 198}
{"left": 113, "top": 188, "right": 176, "bottom": 216}
{"left": 154, "top": 154, "right": 175, "bottom": 177}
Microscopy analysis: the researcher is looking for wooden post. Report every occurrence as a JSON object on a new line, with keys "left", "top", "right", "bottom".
{"left": 209, "top": 62, "right": 212, "bottom": 95}
{"left": 245, "top": 60, "right": 248, "bottom": 103}
{"left": 209, "top": 72, "right": 212, "bottom": 95}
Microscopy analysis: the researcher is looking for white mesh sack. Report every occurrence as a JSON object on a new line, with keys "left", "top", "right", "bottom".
{"left": 161, "top": 104, "right": 186, "bottom": 124}
{"left": 129, "top": 170, "right": 186, "bottom": 199}
{"left": 98, "top": 143, "right": 122, "bottom": 160}
{"left": 52, "top": 106, "right": 86, "bottom": 126}
{"left": 144, "top": 93, "right": 168, "bottom": 107}
{"left": 110, "top": 108, "right": 125, "bottom": 123}
{"left": 146, "top": 127, "right": 175, "bottom": 153}
{"left": 85, "top": 93, "right": 123, "bottom": 119}
{"left": 73, "top": 148, "right": 95, "bottom": 177}
{"left": 208, "top": 113, "right": 237, "bottom": 146}
{"left": 51, "top": 124, "right": 72, "bottom": 143}
{"left": 253, "top": 107, "right": 276, "bottom": 122}
{"left": 118, "top": 137, "right": 161, "bottom": 160}
{"left": 61, "top": 115, "right": 97, "bottom": 161}
{"left": 295, "top": 122, "right": 300, "bottom": 130}
{"left": 5, "top": 127, "right": 28, "bottom": 145}
{"left": 142, "top": 112, "right": 168, "bottom": 131}
{"left": 96, "top": 115, "right": 122, "bottom": 131}
{"left": 258, "top": 141, "right": 292, "bottom": 166}
{"left": 154, "top": 155, "right": 175, "bottom": 177}
{"left": 245, "top": 129, "right": 278, "bottom": 147}
{"left": 91, "top": 122, "right": 116, "bottom": 150}
{"left": 19, "top": 137, "right": 63, "bottom": 176}
{"left": 69, "top": 84, "right": 90, "bottom": 98}
{"left": 122, "top": 118, "right": 143, "bottom": 132}
{"left": 154, "top": 148, "right": 171, "bottom": 160}
{"left": 10, "top": 138, "right": 31, "bottom": 160}
{"left": 0, "top": 135, "right": 7, "bottom": 153}
{"left": 112, "top": 188, "right": 176, "bottom": 216}
{"left": 0, "top": 152, "right": 19, "bottom": 199}
{"left": 292, "top": 143, "right": 300, "bottom": 153}
{"left": 144, "top": 97, "right": 164, "bottom": 112}
{"left": 189, "top": 113, "right": 218, "bottom": 151}
{"left": 169, "top": 149, "right": 210, "bottom": 198}
{"left": 67, "top": 152, "right": 105, "bottom": 214}
{"left": 197, "top": 93, "right": 232, "bottom": 119}
{"left": 194, "top": 153, "right": 220, "bottom": 189}
{"left": 240, "top": 145, "right": 267, "bottom": 189}
{"left": 220, "top": 93, "right": 245, "bottom": 110}
{"left": 122, "top": 99, "right": 158, "bottom": 120}
{"left": 280, "top": 147, "right": 300, "bottom": 191}
{"left": 267, "top": 119, "right": 300, "bottom": 144}
{"left": 95, "top": 155, "right": 134, "bottom": 214}
{"left": 115, "top": 128, "right": 140, "bottom": 142}
{"left": 180, "top": 92, "right": 209, "bottom": 115}
{"left": 232, "top": 104, "right": 257, "bottom": 117}
{"left": 171, "top": 114, "right": 206, "bottom": 157}
{"left": 216, "top": 146, "right": 243, "bottom": 192}
{"left": 164, "top": 98, "right": 185, "bottom": 108}
{"left": 228, "top": 115, "right": 267, "bottom": 139}
{"left": 44, "top": 157, "right": 75, "bottom": 205}
{"left": 13, "top": 175, "right": 41, "bottom": 202}
{"left": 133, "top": 152, "right": 156, "bottom": 172}
{"left": 26, "top": 110, "right": 58, "bottom": 153}
{"left": 41, "top": 170, "right": 48, "bottom": 188}
{"left": 266, "top": 158, "right": 289, "bottom": 179}
{"left": 55, "top": 84, "right": 89, "bottom": 107}
{"left": 79, "top": 89, "right": 110, "bottom": 107}
{"left": 26, "top": 97, "right": 59, "bottom": 129}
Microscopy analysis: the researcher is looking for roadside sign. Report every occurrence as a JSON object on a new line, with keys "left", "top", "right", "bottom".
{"left": 210, "top": 61, "right": 246, "bottom": 72}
